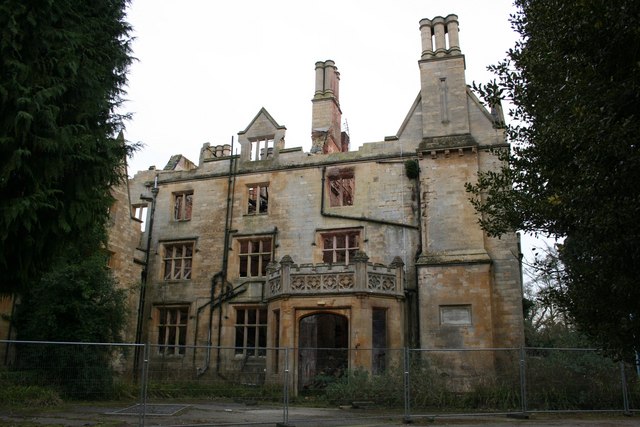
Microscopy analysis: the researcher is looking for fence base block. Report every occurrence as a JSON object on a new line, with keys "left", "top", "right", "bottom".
{"left": 507, "top": 412, "right": 529, "bottom": 420}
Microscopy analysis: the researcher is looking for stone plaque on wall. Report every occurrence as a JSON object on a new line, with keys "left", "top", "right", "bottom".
{"left": 440, "top": 305, "right": 472, "bottom": 325}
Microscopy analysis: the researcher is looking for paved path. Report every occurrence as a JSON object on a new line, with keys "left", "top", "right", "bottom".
{"left": 1, "top": 402, "right": 638, "bottom": 426}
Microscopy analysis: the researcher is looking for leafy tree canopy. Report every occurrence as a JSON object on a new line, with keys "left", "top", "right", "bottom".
{"left": 0, "top": 0, "right": 134, "bottom": 291}
{"left": 467, "top": 0, "right": 640, "bottom": 357}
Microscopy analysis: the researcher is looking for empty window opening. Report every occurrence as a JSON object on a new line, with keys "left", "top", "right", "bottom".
{"left": 327, "top": 169, "right": 354, "bottom": 207}
{"left": 239, "top": 237, "right": 272, "bottom": 277}
{"left": 235, "top": 307, "right": 267, "bottom": 357}
{"left": 322, "top": 230, "right": 359, "bottom": 264}
{"left": 157, "top": 305, "right": 188, "bottom": 355}
{"left": 163, "top": 242, "right": 194, "bottom": 280}
{"left": 173, "top": 192, "right": 193, "bottom": 221}
{"left": 133, "top": 204, "right": 148, "bottom": 231}
{"left": 251, "top": 138, "right": 274, "bottom": 161}
{"left": 106, "top": 250, "right": 116, "bottom": 269}
{"left": 247, "top": 184, "right": 269, "bottom": 215}
{"left": 273, "top": 310, "right": 280, "bottom": 372}
{"left": 372, "top": 308, "right": 387, "bottom": 374}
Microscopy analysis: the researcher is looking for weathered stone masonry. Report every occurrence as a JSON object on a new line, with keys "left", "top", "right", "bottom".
{"left": 106, "top": 14, "right": 524, "bottom": 390}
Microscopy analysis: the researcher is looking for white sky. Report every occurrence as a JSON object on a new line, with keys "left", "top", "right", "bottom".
{"left": 122, "top": 0, "right": 518, "bottom": 173}
{"left": 121, "top": 0, "right": 547, "bottom": 268}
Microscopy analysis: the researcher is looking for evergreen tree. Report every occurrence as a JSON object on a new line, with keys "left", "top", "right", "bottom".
{"left": 13, "top": 227, "right": 128, "bottom": 398}
{"left": 0, "top": 0, "right": 134, "bottom": 291}
{"left": 467, "top": 0, "right": 640, "bottom": 357}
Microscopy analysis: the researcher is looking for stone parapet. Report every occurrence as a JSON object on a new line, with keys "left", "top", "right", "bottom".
{"left": 266, "top": 252, "right": 404, "bottom": 299}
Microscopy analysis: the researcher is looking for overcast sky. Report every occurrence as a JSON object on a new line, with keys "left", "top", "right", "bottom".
{"left": 122, "top": 0, "right": 519, "bottom": 173}
{"left": 120, "top": 1, "right": 548, "bottom": 267}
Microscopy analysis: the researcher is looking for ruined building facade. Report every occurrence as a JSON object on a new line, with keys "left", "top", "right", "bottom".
{"left": 108, "top": 15, "right": 524, "bottom": 389}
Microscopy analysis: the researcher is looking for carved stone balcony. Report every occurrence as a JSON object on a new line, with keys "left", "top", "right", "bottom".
{"left": 266, "top": 251, "right": 405, "bottom": 299}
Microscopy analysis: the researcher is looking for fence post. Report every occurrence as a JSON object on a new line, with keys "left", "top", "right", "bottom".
{"left": 403, "top": 347, "right": 411, "bottom": 424}
{"left": 519, "top": 346, "right": 528, "bottom": 416}
{"left": 280, "top": 347, "right": 290, "bottom": 426}
{"left": 620, "top": 361, "right": 631, "bottom": 415}
{"left": 138, "top": 343, "right": 150, "bottom": 427}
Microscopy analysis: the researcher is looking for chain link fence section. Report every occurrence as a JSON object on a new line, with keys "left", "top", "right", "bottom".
{"left": 523, "top": 347, "right": 637, "bottom": 413}
{"left": 1, "top": 340, "right": 639, "bottom": 425}
{"left": 406, "top": 348, "right": 522, "bottom": 419}
{"left": 144, "top": 345, "right": 286, "bottom": 407}
{"left": 0, "top": 340, "right": 142, "bottom": 403}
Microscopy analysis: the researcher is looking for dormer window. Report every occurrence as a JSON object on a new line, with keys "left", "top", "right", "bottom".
{"left": 250, "top": 137, "right": 274, "bottom": 161}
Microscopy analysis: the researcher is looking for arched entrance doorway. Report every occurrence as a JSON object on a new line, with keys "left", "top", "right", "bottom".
{"left": 298, "top": 313, "right": 348, "bottom": 391}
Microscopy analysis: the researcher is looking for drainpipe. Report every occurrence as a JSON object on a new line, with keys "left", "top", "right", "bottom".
{"left": 320, "top": 167, "right": 419, "bottom": 230}
{"left": 320, "top": 164, "right": 421, "bottom": 347}
{"left": 216, "top": 137, "right": 238, "bottom": 374}
{"left": 411, "top": 163, "right": 423, "bottom": 348}
{"left": 198, "top": 136, "right": 238, "bottom": 376}
{"left": 134, "top": 175, "right": 159, "bottom": 378}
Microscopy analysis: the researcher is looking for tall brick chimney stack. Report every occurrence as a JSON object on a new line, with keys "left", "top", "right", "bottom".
{"left": 311, "top": 60, "right": 347, "bottom": 154}
{"left": 418, "top": 14, "right": 469, "bottom": 137}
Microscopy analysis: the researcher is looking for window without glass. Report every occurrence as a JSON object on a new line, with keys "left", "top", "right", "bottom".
{"left": 322, "top": 231, "right": 359, "bottom": 264}
{"left": 247, "top": 184, "right": 268, "bottom": 215}
{"left": 173, "top": 192, "right": 193, "bottom": 221}
{"left": 235, "top": 307, "right": 267, "bottom": 357}
{"left": 163, "top": 242, "right": 194, "bottom": 280}
{"left": 133, "top": 204, "right": 148, "bottom": 231}
{"left": 327, "top": 169, "right": 354, "bottom": 207}
{"left": 250, "top": 138, "right": 274, "bottom": 161}
{"left": 372, "top": 308, "right": 387, "bottom": 374}
{"left": 157, "top": 305, "right": 188, "bottom": 355}
{"left": 238, "top": 237, "right": 272, "bottom": 277}
{"left": 106, "top": 250, "right": 116, "bottom": 269}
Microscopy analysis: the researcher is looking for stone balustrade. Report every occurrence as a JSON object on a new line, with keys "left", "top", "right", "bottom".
{"left": 266, "top": 251, "right": 404, "bottom": 299}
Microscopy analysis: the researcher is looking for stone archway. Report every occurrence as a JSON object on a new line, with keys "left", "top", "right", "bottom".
{"left": 298, "top": 313, "right": 348, "bottom": 392}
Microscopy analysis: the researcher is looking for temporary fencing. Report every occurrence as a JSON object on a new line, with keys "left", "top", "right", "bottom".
{"left": 1, "top": 340, "right": 638, "bottom": 426}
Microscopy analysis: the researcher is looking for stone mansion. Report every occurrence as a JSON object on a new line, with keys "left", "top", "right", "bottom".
{"left": 103, "top": 14, "right": 524, "bottom": 390}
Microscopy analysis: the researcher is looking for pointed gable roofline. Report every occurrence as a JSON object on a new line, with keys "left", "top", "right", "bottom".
{"left": 238, "top": 107, "right": 286, "bottom": 136}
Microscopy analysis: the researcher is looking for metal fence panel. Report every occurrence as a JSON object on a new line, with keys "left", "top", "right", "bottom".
{"left": 144, "top": 345, "right": 286, "bottom": 407}
{"left": 295, "top": 347, "right": 405, "bottom": 406}
{"left": 524, "top": 347, "right": 625, "bottom": 412}
{"left": 407, "top": 348, "right": 522, "bottom": 415}
{"left": 624, "top": 360, "right": 640, "bottom": 411}
{"left": 0, "top": 340, "right": 142, "bottom": 403}
{"left": 2, "top": 341, "right": 639, "bottom": 425}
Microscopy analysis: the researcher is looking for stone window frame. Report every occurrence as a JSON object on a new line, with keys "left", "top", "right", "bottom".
{"left": 319, "top": 228, "right": 361, "bottom": 265}
{"left": 234, "top": 306, "right": 267, "bottom": 357}
{"left": 327, "top": 167, "right": 355, "bottom": 207}
{"left": 249, "top": 137, "right": 274, "bottom": 161}
{"left": 162, "top": 241, "right": 194, "bottom": 280}
{"left": 154, "top": 304, "right": 189, "bottom": 356}
{"left": 439, "top": 304, "right": 472, "bottom": 326}
{"left": 237, "top": 236, "right": 273, "bottom": 278}
{"left": 372, "top": 307, "right": 387, "bottom": 374}
{"left": 246, "top": 183, "right": 269, "bottom": 215}
{"left": 173, "top": 191, "right": 193, "bottom": 221}
{"left": 132, "top": 203, "right": 148, "bottom": 231}
{"left": 105, "top": 250, "right": 116, "bottom": 269}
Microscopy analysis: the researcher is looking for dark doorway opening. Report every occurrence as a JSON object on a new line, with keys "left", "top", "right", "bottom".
{"left": 298, "top": 313, "right": 348, "bottom": 391}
